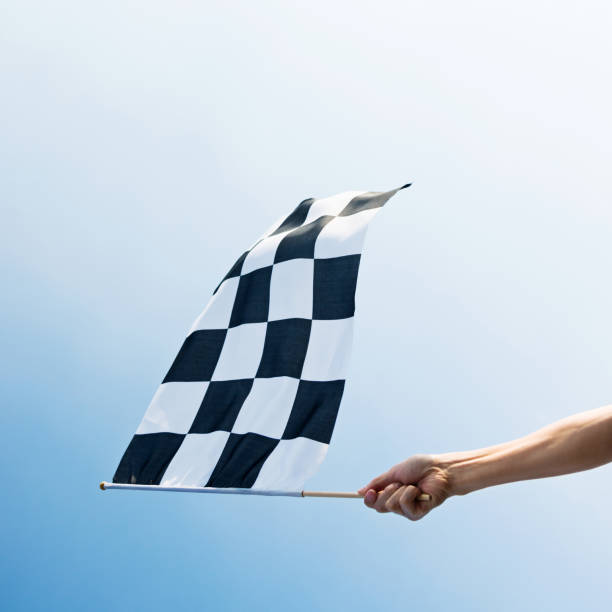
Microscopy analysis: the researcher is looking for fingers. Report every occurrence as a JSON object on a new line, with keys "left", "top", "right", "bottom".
{"left": 362, "top": 483, "right": 401, "bottom": 513}
{"left": 384, "top": 485, "right": 407, "bottom": 514}
{"left": 363, "top": 489, "right": 378, "bottom": 507}
{"left": 398, "top": 485, "right": 430, "bottom": 521}
{"left": 367, "top": 484, "right": 434, "bottom": 521}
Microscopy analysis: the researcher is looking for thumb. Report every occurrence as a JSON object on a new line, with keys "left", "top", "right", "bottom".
{"left": 358, "top": 470, "right": 395, "bottom": 495}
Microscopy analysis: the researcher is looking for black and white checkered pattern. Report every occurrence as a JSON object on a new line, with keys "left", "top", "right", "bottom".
{"left": 113, "top": 185, "right": 410, "bottom": 490}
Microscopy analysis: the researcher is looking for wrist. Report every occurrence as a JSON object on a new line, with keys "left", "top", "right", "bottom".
{"left": 433, "top": 449, "right": 500, "bottom": 496}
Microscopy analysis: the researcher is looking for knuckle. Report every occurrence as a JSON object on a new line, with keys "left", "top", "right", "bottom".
{"left": 399, "top": 501, "right": 412, "bottom": 515}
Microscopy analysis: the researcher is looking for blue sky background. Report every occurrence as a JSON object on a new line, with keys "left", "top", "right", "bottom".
{"left": 2, "top": 2, "right": 612, "bottom": 610}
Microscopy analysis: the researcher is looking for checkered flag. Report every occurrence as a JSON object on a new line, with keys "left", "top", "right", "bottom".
{"left": 113, "top": 185, "right": 410, "bottom": 491}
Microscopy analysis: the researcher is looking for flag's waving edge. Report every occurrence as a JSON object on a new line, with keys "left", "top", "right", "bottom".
{"left": 113, "top": 184, "right": 411, "bottom": 491}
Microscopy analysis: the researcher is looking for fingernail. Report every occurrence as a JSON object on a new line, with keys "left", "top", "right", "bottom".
{"left": 364, "top": 490, "right": 376, "bottom": 504}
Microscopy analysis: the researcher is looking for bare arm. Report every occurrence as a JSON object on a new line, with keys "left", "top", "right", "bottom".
{"left": 359, "top": 404, "right": 612, "bottom": 520}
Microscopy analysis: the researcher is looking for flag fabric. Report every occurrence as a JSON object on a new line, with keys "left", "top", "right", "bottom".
{"left": 113, "top": 185, "right": 410, "bottom": 490}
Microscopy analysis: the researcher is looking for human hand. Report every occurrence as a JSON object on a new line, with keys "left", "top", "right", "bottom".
{"left": 358, "top": 454, "right": 452, "bottom": 521}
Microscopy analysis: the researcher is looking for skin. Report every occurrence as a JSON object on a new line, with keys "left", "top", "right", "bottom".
{"left": 359, "top": 404, "right": 612, "bottom": 521}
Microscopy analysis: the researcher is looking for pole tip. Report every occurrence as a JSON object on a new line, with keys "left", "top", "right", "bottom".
{"left": 99, "top": 482, "right": 106, "bottom": 491}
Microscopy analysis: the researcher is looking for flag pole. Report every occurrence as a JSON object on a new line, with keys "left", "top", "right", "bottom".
{"left": 99, "top": 482, "right": 431, "bottom": 501}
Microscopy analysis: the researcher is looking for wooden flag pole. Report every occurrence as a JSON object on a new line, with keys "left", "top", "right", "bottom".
{"left": 99, "top": 482, "right": 431, "bottom": 501}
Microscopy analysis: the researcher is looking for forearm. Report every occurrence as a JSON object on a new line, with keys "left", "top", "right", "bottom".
{"left": 436, "top": 405, "right": 612, "bottom": 495}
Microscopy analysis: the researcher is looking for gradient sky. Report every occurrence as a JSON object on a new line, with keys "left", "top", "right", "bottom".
{"left": 2, "top": 2, "right": 612, "bottom": 610}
